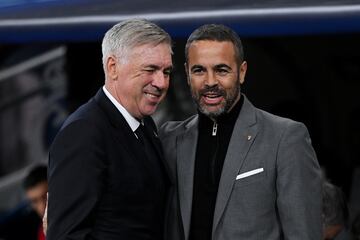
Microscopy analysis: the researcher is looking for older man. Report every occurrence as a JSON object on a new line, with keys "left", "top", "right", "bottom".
{"left": 47, "top": 19, "right": 173, "bottom": 240}
{"left": 160, "top": 24, "right": 322, "bottom": 240}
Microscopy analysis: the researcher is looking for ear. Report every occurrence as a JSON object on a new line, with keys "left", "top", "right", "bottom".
{"left": 184, "top": 62, "right": 190, "bottom": 85}
{"left": 239, "top": 61, "right": 247, "bottom": 84}
{"left": 106, "top": 55, "right": 118, "bottom": 81}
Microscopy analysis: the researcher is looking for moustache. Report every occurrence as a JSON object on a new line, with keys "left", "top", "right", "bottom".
{"left": 199, "top": 85, "right": 226, "bottom": 96}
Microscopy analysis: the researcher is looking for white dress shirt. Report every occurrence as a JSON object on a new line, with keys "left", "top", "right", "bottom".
{"left": 102, "top": 86, "right": 140, "bottom": 133}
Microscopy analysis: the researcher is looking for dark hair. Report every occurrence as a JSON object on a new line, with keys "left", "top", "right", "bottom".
{"left": 322, "top": 181, "right": 348, "bottom": 227}
{"left": 23, "top": 165, "right": 47, "bottom": 190}
{"left": 185, "top": 24, "right": 244, "bottom": 64}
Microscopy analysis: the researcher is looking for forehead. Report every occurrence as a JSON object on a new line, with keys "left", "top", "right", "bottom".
{"left": 128, "top": 43, "right": 172, "bottom": 64}
{"left": 187, "top": 40, "right": 236, "bottom": 65}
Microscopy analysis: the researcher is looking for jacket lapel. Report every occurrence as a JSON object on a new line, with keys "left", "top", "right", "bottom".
{"left": 177, "top": 116, "right": 199, "bottom": 240}
{"left": 143, "top": 120, "right": 174, "bottom": 184}
{"left": 94, "top": 88, "right": 146, "bottom": 164}
{"left": 212, "top": 96, "right": 259, "bottom": 236}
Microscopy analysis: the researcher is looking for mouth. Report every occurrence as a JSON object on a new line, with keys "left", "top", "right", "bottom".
{"left": 144, "top": 91, "right": 162, "bottom": 102}
{"left": 201, "top": 92, "right": 224, "bottom": 105}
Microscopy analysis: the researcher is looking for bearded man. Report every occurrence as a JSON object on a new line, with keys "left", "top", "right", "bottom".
{"left": 160, "top": 24, "right": 322, "bottom": 240}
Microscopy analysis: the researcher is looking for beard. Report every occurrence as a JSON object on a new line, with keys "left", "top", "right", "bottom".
{"left": 191, "top": 80, "right": 241, "bottom": 119}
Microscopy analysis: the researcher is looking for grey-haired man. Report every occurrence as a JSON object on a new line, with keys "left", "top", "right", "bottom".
{"left": 47, "top": 19, "right": 173, "bottom": 240}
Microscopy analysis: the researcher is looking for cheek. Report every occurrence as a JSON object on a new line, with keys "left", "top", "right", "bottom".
{"left": 130, "top": 80, "right": 146, "bottom": 98}
{"left": 189, "top": 78, "right": 203, "bottom": 92}
{"left": 189, "top": 84, "right": 199, "bottom": 96}
{"left": 221, "top": 77, "right": 238, "bottom": 89}
{"left": 163, "top": 79, "right": 170, "bottom": 91}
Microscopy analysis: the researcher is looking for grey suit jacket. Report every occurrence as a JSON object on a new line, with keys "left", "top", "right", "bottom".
{"left": 159, "top": 95, "right": 322, "bottom": 240}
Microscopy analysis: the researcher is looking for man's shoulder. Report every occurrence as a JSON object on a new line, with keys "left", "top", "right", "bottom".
{"left": 159, "top": 114, "right": 198, "bottom": 138}
{"left": 50, "top": 99, "right": 108, "bottom": 152}
{"left": 257, "top": 108, "right": 300, "bottom": 126}
{"left": 56, "top": 95, "right": 111, "bottom": 140}
{"left": 253, "top": 106, "right": 309, "bottom": 138}
{"left": 241, "top": 95, "right": 304, "bottom": 130}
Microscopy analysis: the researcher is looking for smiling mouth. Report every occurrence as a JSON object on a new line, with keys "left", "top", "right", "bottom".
{"left": 204, "top": 93, "right": 221, "bottom": 98}
{"left": 145, "top": 92, "right": 161, "bottom": 99}
{"left": 202, "top": 93, "right": 223, "bottom": 105}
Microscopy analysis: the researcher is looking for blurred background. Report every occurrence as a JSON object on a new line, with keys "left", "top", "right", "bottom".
{"left": 0, "top": 0, "right": 360, "bottom": 239}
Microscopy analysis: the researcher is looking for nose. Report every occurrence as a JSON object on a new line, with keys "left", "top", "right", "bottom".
{"left": 205, "top": 71, "right": 218, "bottom": 87}
{"left": 152, "top": 71, "right": 169, "bottom": 90}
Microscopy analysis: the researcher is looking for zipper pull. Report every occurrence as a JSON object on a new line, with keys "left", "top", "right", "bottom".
{"left": 212, "top": 122, "right": 218, "bottom": 136}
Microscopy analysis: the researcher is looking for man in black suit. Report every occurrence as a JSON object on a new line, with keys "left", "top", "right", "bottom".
{"left": 47, "top": 19, "right": 173, "bottom": 240}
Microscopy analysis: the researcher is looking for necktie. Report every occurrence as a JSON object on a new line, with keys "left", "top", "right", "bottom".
{"left": 135, "top": 124, "right": 146, "bottom": 145}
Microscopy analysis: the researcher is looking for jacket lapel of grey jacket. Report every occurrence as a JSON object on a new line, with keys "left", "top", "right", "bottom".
{"left": 212, "top": 96, "right": 259, "bottom": 236}
{"left": 177, "top": 116, "right": 199, "bottom": 240}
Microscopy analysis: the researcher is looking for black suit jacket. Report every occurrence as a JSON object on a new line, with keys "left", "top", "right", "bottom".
{"left": 47, "top": 89, "right": 171, "bottom": 240}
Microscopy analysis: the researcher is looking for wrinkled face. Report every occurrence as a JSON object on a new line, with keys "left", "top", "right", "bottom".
{"left": 186, "top": 40, "right": 247, "bottom": 118}
{"left": 106, "top": 43, "right": 173, "bottom": 119}
{"left": 25, "top": 181, "right": 48, "bottom": 218}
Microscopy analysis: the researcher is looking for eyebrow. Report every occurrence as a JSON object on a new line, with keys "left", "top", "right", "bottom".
{"left": 214, "top": 64, "right": 232, "bottom": 70}
{"left": 144, "top": 64, "right": 160, "bottom": 69}
{"left": 165, "top": 65, "right": 174, "bottom": 71}
{"left": 190, "top": 65, "right": 204, "bottom": 71}
{"left": 145, "top": 64, "right": 173, "bottom": 71}
{"left": 190, "top": 64, "right": 233, "bottom": 73}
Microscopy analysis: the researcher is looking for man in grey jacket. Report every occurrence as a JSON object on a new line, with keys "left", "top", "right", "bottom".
{"left": 160, "top": 24, "right": 322, "bottom": 240}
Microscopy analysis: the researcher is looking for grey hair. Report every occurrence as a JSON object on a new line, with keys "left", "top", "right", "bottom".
{"left": 102, "top": 19, "right": 172, "bottom": 69}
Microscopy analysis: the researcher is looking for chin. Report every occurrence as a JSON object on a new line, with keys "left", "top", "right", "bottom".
{"left": 142, "top": 108, "right": 157, "bottom": 117}
{"left": 201, "top": 106, "right": 225, "bottom": 118}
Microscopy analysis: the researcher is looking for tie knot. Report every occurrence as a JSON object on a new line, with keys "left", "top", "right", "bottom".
{"left": 137, "top": 122, "right": 145, "bottom": 131}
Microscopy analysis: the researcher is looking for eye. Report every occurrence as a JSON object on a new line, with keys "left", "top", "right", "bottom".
{"left": 163, "top": 68, "right": 172, "bottom": 76}
{"left": 191, "top": 67, "right": 205, "bottom": 75}
{"left": 144, "top": 68, "right": 156, "bottom": 73}
{"left": 216, "top": 68, "right": 229, "bottom": 76}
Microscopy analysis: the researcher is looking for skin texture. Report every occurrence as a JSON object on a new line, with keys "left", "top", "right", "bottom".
{"left": 25, "top": 181, "right": 48, "bottom": 218}
{"left": 185, "top": 40, "right": 247, "bottom": 119}
{"left": 105, "top": 43, "right": 173, "bottom": 119}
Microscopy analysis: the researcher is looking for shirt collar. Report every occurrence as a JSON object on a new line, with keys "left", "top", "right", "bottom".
{"left": 102, "top": 86, "right": 140, "bottom": 132}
